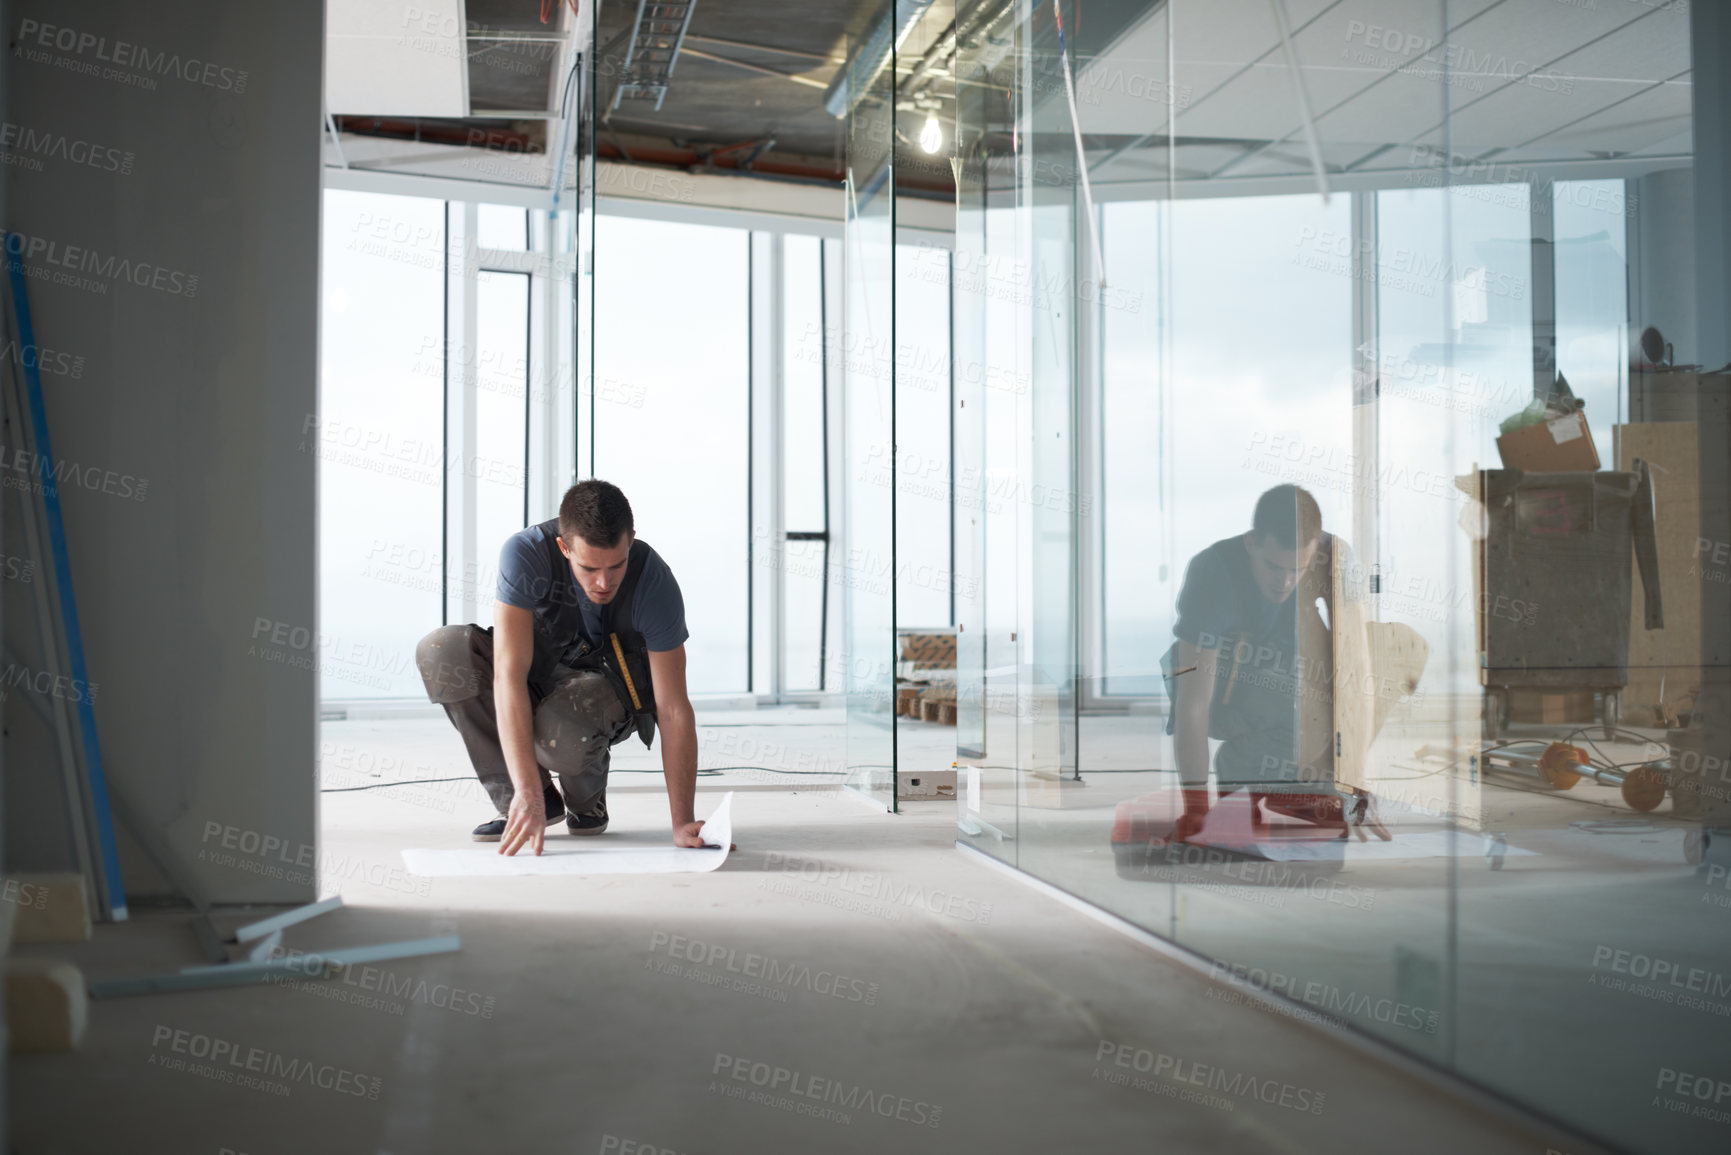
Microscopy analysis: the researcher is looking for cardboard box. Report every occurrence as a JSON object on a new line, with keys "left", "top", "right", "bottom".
{"left": 1509, "top": 689, "right": 1596, "bottom": 725}
{"left": 1496, "top": 410, "right": 1600, "bottom": 471}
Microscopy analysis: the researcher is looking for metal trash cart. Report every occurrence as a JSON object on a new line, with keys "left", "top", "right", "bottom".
{"left": 1458, "top": 464, "right": 1663, "bottom": 740}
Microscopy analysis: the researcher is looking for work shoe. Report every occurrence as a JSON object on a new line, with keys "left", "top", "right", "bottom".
{"left": 471, "top": 784, "right": 566, "bottom": 842}
{"left": 566, "top": 794, "right": 609, "bottom": 836}
{"left": 1347, "top": 788, "right": 1392, "bottom": 842}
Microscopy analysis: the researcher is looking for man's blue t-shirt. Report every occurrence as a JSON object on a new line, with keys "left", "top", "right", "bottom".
{"left": 1172, "top": 534, "right": 1346, "bottom": 785}
{"left": 494, "top": 523, "right": 689, "bottom": 667}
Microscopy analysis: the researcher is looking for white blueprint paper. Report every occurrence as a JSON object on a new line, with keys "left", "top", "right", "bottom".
{"left": 402, "top": 793, "right": 734, "bottom": 877}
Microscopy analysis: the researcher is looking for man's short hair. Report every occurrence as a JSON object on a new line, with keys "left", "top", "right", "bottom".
{"left": 1251, "top": 485, "right": 1322, "bottom": 550}
{"left": 559, "top": 480, "right": 634, "bottom": 548}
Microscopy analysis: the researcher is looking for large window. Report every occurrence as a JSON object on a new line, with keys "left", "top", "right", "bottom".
{"left": 318, "top": 189, "right": 445, "bottom": 699}
{"left": 895, "top": 240, "right": 955, "bottom": 629}
{"left": 1554, "top": 179, "right": 1629, "bottom": 466}
{"left": 320, "top": 193, "right": 570, "bottom": 702}
{"left": 322, "top": 199, "right": 837, "bottom": 703}
{"left": 782, "top": 234, "right": 832, "bottom": 691}
{"left": 591, "top": 215, "right": 750, "bottom": 694}
{"left": 474, "top": 270, "right": 532, "bottom": 552}
{"left": 1096, "top": 195, "right": 1352, "bottom": 697}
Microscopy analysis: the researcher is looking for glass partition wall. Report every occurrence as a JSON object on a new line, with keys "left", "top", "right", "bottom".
{"left": 841, "top": 18, "right": 900, "bottom": 807}
{"left": 954, "top": 2, "right": 1728, "bottom": 1152}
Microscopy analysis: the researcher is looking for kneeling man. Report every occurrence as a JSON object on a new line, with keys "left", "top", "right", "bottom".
{"left": 416, "top": 479, "right": 707, "bottom": 855}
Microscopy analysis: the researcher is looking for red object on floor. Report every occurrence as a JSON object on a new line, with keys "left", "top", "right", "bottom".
{"left": 1110, "top": 785, "right": 1348, "bottom": 859}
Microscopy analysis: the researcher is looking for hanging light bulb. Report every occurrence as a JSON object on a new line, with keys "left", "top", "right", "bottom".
{"left": 919, "top": 114, "right": 943, "bottom": 155}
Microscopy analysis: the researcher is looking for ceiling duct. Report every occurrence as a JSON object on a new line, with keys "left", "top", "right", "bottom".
{"left": 824, "top": 0, "right": 935, "bottom": 118}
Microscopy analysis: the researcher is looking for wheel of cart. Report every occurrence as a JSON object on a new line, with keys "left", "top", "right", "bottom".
{"left": 1600, "top": 689, "right": 1621, "bottom": 741}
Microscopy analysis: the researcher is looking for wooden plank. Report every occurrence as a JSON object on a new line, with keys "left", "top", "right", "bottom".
{"left": 1366, "top": 622, "right": 1429, "bottom": 739}
{"left": 1330, "top": 542, "right": 1376, "bottom": 793}
{"left": 5, "top": 958, "right": 87, "bottom": 1051}
{"left": 5, "top": 874, "right": 91, "bottom": 944}
{"left": 0, "top": 898, "right": 17, "bottom": 957}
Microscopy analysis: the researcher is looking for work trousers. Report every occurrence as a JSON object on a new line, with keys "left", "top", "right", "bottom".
{"left": 415, "top": 624, "right": 631, "bottom": 815}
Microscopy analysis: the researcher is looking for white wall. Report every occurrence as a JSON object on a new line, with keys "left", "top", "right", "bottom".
{"left": 3, "top": 0, "right": 322, "bottom": 902}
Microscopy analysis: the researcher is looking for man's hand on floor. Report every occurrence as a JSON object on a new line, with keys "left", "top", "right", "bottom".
{"left": 673, "top": 820, "right": 735, "bottom": 851}
{"left": 499, "top": 790, "right": 546, "bottom": 856}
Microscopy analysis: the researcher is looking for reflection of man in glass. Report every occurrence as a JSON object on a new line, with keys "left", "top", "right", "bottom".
{"left": 1169, "top": 484, "right": 1381, "bottom": 842}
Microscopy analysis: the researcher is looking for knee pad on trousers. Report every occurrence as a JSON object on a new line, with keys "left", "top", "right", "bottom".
{"left": 417, "top": 625, "right": 484, "bottom": 703}
{"left": 534, "top": 672, "right": 626, "bottom": 775}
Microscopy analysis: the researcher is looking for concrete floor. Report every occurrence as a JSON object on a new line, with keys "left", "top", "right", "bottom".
{"left": 10, "top": 709, "right": 1619, "bottom": 1154}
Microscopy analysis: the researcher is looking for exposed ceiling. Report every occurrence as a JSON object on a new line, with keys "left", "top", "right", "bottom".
{"left": 322, "top": 0, "right": 1695, "bottom": 206}
{"left": 1055, "top": 0, "right": 1693, "bottom": 196}
{"left": 594, "top": 0, "right": 859, "bottom": 175}
{"left": 322, "top": 0, "right": 877, "bottom": 198}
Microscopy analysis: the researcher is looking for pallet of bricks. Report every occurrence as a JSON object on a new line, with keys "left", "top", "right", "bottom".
{"left": 895, "top": 631, "right": 956, "bottom": 725}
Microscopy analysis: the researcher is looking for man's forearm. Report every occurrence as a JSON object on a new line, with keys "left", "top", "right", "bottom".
{"left": 660, "top": 702, "right": 699, "bottom": 828}
{"left": 495, "top": 677, "right": 541, "bottom": 796}
{"left": 1175, "top": 718, "right": 1211, "bottom": 789}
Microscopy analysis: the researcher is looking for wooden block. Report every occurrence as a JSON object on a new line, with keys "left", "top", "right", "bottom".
{"left": 920, "top": 699, "right": 941, "bottom": 722}
{"left": 1508, "top": 690, "right": 1595, "bottom": 725}
{"left": 897, "top": 633, "right": 957, "bottom": 670}
{"left": 5, "top": 957, "right": 87, "bottom": 1051}
{"left": 5, "top": 874, "right": 92, "bottom": 943}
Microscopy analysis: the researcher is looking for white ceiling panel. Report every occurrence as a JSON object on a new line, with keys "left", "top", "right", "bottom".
{"left": 1076, "top": 61, "right": 1245, "bottom": 135}
{"left": 1447, "top": 78, "right": 1666, "bottom": 151}
{"left": 1171, "top": 0, "right": 1281, "bottom": 71}
{"left": 1171, "top": 142, "right": 1262, "bottom": 174}
{"left": 1500, "top": 80, "right": 1692, "bottom": 160}
{"left": 1443, "top": 0, "right": 1669, "bottom": 70}
{"left": 329, "top": 0, "right": 464, "bottom": 36}
{"left": 1165, "top": 0, "right": 1575, "bottom": 145}
{"left": 1157, "top": 0, "right": 1349, "bottom": 123}
{"left": 1170, "top": 0, "right": 1451, "bottom": 142}
{"left": 1544, "top": 0, "right": 1692, "bottom": 86}
{"left": 1074, "top": 5, "right": 1169, "bottom": 134}
{"left": 1438, "top": 11, "right": 1690, "bottom": 150}
{"left": 1278, "top": 0, "right": 1685, "bottom": 160}
{"left": 327, "top": 36, "right": 469, "bottom": 116}
{"left": 1043, "top": 0, "right": 1691, "bottom": 192}
{"left": 1222, "top": 138, "right": 1378, "bottom": 178}
{"left": 1176, "top": 64, "right": 1307, "bottom": 140}
{"left": 327, "top": 0, "right": 468, "bottom": 117}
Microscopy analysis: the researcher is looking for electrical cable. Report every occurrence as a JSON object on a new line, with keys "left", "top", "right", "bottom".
{"left": 1570, "top": 819, "right": 1665, "bottom": 835}
{"left": 1561, "top": 725, "right": 1669, "bottom": 772}
{"left": 318, "top": 766, "right": 845, "bottom": 792}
